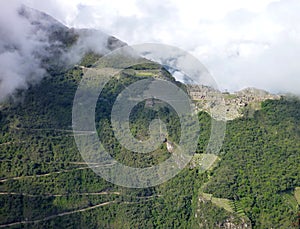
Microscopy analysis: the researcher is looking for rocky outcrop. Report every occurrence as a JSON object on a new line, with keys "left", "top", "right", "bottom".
{"left": 187, "top": 85, "right": 281, "bottom": 120}
{"left": 166, "top": 141, "right": 174, "bottom": 153}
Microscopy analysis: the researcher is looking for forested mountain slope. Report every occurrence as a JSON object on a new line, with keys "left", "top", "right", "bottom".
{"left": 0, "top": 6, "right": 299, "bottom": 229}
{"left": 1, "top": 51, "right": 299, "bottom": 228}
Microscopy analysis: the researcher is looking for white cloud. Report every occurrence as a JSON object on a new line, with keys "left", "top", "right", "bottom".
{"left": 0, "top": 1, "right": 113, "bottom": 101}
{"left": 15, "top": 0, "right": 300, "bottom": 94}
{"left": 0, "top": 2, "right": 47, "bottom": 101}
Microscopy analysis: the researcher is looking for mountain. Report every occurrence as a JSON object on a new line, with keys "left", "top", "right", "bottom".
{"left": 19, "top": 5, "right": 126, "bottom": 54}
{"left": 0, "top": 5, "right": 126, "bottom": 102}
{"left": 0, "top": 7, "right": 299, "bottom": 229}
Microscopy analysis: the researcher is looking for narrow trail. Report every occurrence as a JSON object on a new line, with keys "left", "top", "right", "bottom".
{"left": 0, "top": 161, "right": 96, "bottom": 164}
{"left": 0, "top": 166, "right": 89, "bottom": 183}
{"left": 0, "top": 141, "right": 26, "bottom": 146}
{"left": 0, "top": 199, "right": 157, "bottom": 228}
{"left": 10, "top": 126, "right": 96, "bottom": 135}
{"left": 68, "top": 162, "right": 100, "bottom": 165}
{"left": 0, "top": 163, "right": 116, "bottom": 183}
{"left": 0, "top": 201, "right": 116, "bottom": 228}
{"left": 0, "top": 191, "right": 121, "bottom": 197}
{"left": 0, "top": 142, "right": 12, "bottom": 146}
{"left": 0, "top": 192, "right": 161, "bottom": 200}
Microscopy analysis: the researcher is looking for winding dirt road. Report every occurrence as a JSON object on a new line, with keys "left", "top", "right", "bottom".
{"left": 0, "top": 201, "right": 116, "bottom": 228}
{"left": 0, "top": 163, "right": 116, "bottom": 183}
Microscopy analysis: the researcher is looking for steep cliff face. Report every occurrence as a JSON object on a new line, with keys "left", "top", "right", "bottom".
{"left": 187, "top": 84, "right": 281, "bottom": 120}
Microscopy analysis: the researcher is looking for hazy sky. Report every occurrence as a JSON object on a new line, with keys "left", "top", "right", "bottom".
{"left": 11, "top": 0, "right": 300, "bottom": 94}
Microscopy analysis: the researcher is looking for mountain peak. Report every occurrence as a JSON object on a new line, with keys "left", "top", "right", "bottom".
{"left": 0, "top": 5, "right": 126, "bottom": 102}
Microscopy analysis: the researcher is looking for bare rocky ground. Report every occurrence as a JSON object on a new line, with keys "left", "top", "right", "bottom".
{"left": 187, "top": 85, "right": 281, "bottom": 120}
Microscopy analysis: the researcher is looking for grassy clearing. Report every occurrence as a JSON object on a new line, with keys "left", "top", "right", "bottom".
{"left": 191, "top": 154, "right": 219, "bottom": 171}
{"left": 282, "top": 193, "right": 298, "bottom": 211}
{"left": 134, "top": 70, "right": 160, "bottom": 78}
{"left": 294, "top": 187, "right": 300, "bottom": 204}
{"left": 202, "top": 193, "right": 212, "bottom": 200}
{"left": 200, "top": 192, "right": 248, "bottom": 217}
{"left": 135, "top": 72, "right": 156, "bottom": 77}
{"left": 201, "top": 193, "right": 234, "bottom": 212}
{"left": 223, "top": 93, "right": 238, "bottom": 100}
{"left": 212, "top": 197, "right": 234, "bottom": 213}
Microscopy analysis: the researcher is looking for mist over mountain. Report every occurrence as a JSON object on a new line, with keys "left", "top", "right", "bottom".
{"left": 21, "top": 0, "right": 300, "bottom": 95}
{"left": 0, "top": 3, "right": 126, "bottom": 102}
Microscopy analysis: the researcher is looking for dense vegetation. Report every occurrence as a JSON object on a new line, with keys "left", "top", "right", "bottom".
{"left": 204, "top": 98, "right": 300, "bottom": 228}
{"left": 0, "top": 53, "right": 299, "bottom": 228}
